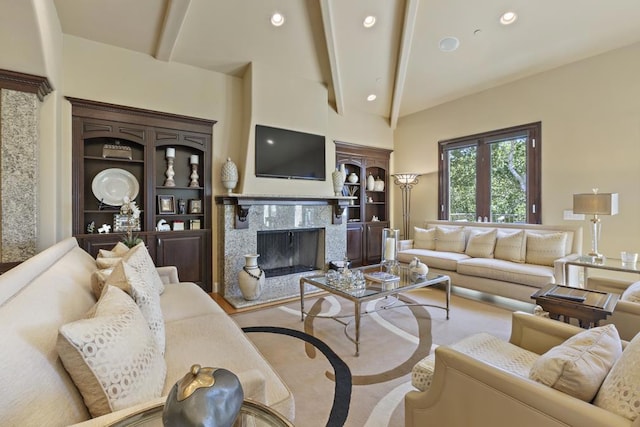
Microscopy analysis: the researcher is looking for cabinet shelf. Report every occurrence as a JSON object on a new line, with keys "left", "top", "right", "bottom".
{"left": 84, "top": 156, "right": 145, "bottom": 164}
{"left": 156, "top": 186, "right": 204, "bottom": 190}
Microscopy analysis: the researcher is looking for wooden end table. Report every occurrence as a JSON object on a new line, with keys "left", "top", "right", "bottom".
{"left": 531, "top": 284, "right": 619, "bottom": 328}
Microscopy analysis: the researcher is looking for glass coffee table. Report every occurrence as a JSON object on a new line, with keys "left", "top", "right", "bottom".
{"left": 300, "top": 263, "right": 450, "bottom": 356}
{"left": 108, "top": 399, "right": 294, "bottom": 426}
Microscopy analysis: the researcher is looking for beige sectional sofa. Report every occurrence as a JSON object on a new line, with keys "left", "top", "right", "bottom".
{"left": 398, "top": 221, "right": 583, "bottom": 303}
{"left": 0, "top": 237, "right": 294, "bottom": 426}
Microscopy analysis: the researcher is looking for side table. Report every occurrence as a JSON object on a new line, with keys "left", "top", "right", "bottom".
{"left": 564, "top": 256, "right": 640, "bottom": 286}
{"left": 531, "top": 284, "right": 620, "bottom": 328}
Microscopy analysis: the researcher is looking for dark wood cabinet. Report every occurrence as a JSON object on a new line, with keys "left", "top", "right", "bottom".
{"left": 69, "top": 98, "right": 215, "bottom": 291}
{"left": 335, "top": 141, "right": 392, "bottom": 267}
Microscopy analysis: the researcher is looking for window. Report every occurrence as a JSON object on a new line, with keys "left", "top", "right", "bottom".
{"left": 438, "top": 122, "right": 541, "bottom": 224}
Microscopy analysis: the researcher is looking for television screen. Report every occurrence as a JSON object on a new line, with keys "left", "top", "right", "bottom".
{"left": 255, "top": 125, "right": 326, "bottom": 180}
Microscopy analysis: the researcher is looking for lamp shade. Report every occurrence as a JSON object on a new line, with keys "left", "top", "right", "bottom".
{"left": 573, "top": 193, "right": 619, "bottom": 215}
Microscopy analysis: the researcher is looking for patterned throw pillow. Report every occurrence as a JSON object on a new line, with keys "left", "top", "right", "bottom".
{"left": 105, "top": 244, "right": 166, "bottom": 353}
{"left": 526, "top": 232, "right": 567, "bottom": 267}
{"left": 90, "top": 268, "right": 113, "bottom": 297}
{"left": 594, "top": 331, "right": 640, "bottom": 420}
{"left": 465, "top": 229, "right": 497, "bottom": 258}
{"left": 434, "top": 226, "right": 466, "bottom": 253}
{"left": 57, "top": 286, "right": 166, "bottom": 418}
{"left": 529, "top": 324, "right": 622, "bottom": 402}
{"left": 494, "top": 230, "right": 526, "bottom": 263}
{"left": 414, "top": 227, "right": 436, "bottom": 250}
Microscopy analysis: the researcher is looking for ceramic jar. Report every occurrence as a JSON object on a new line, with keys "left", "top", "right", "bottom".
{"left": 238, "top": 254, "right": 265, "bottom": 300}
{"left": 332, "top": 168, "right": 345, "bottom": 196}
{"left": 221, "top": 158, "right": 238, "bottom": 193}
{"left": 366, "top": 173, "right": 375, "bottom": 191}
{"left": 347, "top": 172, "right": 359, "bottom": 183}
{"left": 374, "top": 176, "right": 385, "bottom": 191}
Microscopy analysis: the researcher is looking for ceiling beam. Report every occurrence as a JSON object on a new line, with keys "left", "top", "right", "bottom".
{"left": 154, "top": 0, "right": 192, "bottom": 61}
{"left": 319, "top": 0, "right": 345, "bottom": 115}
{"left": 390, "top": 0, "right": 420, "bottom": 129}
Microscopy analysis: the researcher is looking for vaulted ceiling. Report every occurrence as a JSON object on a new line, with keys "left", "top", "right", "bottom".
{"left": 54, "top": 0, "right": 640, "bottom": 127}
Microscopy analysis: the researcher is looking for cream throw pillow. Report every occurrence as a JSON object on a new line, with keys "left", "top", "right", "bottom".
{"left": 96, "top": 257, "right": 122, "bottom": 269}
{"left": 594, "top": 331, "right": 640, "bottom": 420}
{"left": 529, "top": 324, "right": 622, "bottom": 402}
{"left": 414, "top": 227, "right": 436, "bottom": 250}
{"left": 621, "top": 280, "right": 640, "bottom": 303}
{"left": 494, "top": 230, "right": 526, "bottom": 263}
{"left": 435, "top": 226, "right": 466, "bottom": 253}
{"left": 90, "top": 268, "right": 113, "bottom": 297}
{"left": 57, "top": 286, "right": 166, "bottom": 418}
{"left": 105, "top": 244, "right": 166, "bottom": 353}
{"left": 526, "top": 232, "right": 567, "bottom": 266}
{"left": 465, "top": 229, "right": 497, "bottom": 258}
{"left": 98, "top": 242, "right": 130, "bottom": 258}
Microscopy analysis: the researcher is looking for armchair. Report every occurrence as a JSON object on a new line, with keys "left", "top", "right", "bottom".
{"left": 405, "top": 312, "right": 638, "bottom": 427}
{"left": 587, "top": 277, "right": 640, "bottom": 341}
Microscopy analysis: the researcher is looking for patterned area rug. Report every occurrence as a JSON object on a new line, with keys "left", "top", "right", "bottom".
{"left": 233, "top": 287, "right": 521, "bottom": 427}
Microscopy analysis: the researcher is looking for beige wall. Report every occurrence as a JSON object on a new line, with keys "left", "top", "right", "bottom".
{"left": 394, "top": 43, "right": 640, "bottom": 261}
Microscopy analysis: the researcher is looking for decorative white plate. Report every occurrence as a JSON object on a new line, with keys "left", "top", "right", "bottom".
{"left": 91, "top": 168, "right": 140, "bottom": 206}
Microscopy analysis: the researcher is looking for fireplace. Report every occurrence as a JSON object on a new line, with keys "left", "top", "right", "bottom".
{"left": 257, "top": 229, "right": 323, "bottom": 277}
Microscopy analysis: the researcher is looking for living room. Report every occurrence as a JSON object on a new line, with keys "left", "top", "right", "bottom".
{"left": 1, "top": 1, "right": 640, "bottom": 426}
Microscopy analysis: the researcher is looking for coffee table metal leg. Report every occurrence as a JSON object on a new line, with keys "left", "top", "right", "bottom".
{"left": 299, "top": 278, "right": 305, "bottom": 321}
{"left": 354, "top": 302, "right": 361, "bottom": 357}
{"left": 445, "top": 278, "right": 451, "bottom": 319}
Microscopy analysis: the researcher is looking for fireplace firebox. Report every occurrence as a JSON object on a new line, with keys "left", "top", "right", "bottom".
{"left": 257, "top": 229, "right": 323, "bottom": 277}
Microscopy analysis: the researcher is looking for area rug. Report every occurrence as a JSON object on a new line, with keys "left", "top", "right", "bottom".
{"left": 233, "top": 287, "right": 521, "bottom": 427}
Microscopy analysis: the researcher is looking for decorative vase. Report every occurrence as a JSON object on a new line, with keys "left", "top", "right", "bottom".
{"left": 332, "top": 168, "right": 345, "bottom": 196}
{"left": 221, "top": 157, "right": 238, "bottom": 194}
{"left": 366, "top": 173, "right": 375, "bottom": 191}
{"left": 347, "top": 172, "right": 359, "bottom": 183}
{"left": 238, "top": 254, "right": 265, "bottom": 300}
{"left": 374, "top": 176, "right": 385, "bottom": 191}
{"left": 339, "top": 163, "right": 347, "bottom": 182}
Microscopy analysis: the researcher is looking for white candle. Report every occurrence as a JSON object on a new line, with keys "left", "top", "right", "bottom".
{"left": 384, "top": 237, "right": 396, "bottom": 261}
{"left": 166, "top": 147, "right": 175, "bottom": 158}
{"left": 190, "top": 154, "right": 199, "bottom": 164}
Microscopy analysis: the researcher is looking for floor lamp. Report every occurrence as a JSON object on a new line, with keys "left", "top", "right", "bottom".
{"left": 573, "top": 189, "right": 618, "bottom": 261}
{"left": 392, "top": 173, "right": 421, "bottom": 239}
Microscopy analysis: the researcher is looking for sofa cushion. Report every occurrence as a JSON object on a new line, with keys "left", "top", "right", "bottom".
{"left": 594, "top": 330, "right": 640, "bottom": 420}
{"left": 435, "top": 226, "right": 466, "bottom": 253}
{"left": 494, "top": 229, "right": 526, "bottom": 263}
{"left": 105, "top": 246, "right": 166, "bottom": 353}
{"left": 57, "top": 286, "right": 166, "bottom": 418}
{"left": 621, "top": 280, "right": 640, "bottom": 303}
{"left": 465, "top": 228, "right": 497, "bottom": 258}
{"left": 528, "top": 324, "right": 622, "bottom": 402}
{"left": 412, "top": 333, "right": 539, "bottom": 392}
{"left": 414, "top": 227, "right": 436, "bottom": 250}
{"left": 456, "top": 258, "right": 555, "bottom": 288}
{"left": 160, "top": 282, "right": 225, "bottom": 323}
{"left": 525, "top": 232, "right": 568, "bottom": 267}
{"left": 398, "top": 248, "right": 470, "bottom": 271}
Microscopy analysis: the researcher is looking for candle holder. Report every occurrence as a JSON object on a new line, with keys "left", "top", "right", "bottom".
{"left": 189, "top": 154, "right": 200, "bottom": 187}
{"left": 381, "top": 228, "right": 399, "bottom": 274}
{"left": 164, "top": 149, "right": 176, "bottom": 187}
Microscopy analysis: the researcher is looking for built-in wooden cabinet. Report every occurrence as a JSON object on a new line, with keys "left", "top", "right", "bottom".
{"left": 69, "top": 98, "right": 215, "bottom": 291}
{"left": 335, "top": 141, "right": 392, "bottom": 267}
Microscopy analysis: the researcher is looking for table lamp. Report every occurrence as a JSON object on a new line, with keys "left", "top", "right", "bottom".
{"left": 573, "top": 189, "right": 618, "bottom": 260}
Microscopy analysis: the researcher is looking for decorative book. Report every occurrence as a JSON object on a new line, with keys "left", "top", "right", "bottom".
{"left": 364, "top": 271, "right": 400, "bottom": 283}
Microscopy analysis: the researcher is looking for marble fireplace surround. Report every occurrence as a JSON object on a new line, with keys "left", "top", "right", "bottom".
{"left": 216, "top": 194, "right": 350, "bottom": 309}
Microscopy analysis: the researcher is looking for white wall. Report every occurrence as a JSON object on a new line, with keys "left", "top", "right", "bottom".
{"left": 394, "top": 43, "right": 640, "bottom": 260}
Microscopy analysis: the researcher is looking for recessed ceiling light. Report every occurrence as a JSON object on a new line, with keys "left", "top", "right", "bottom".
{"left": 438, "top": 37, "right": 460, "bottom": 52}
{"left": 367, "top": 94, "right": 377, "bottom": 102}
{"left": 271, "top": 12, "right": 285, "bottom": 27}
{"left": 363, "top": 15, "right": 376, "bottom": 28}
{"left": 500, "top": 11, "right": 517, "bottom": 25}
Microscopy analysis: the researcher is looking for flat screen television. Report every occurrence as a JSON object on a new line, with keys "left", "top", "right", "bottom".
{"left": 255, "top": 125, "right": 326, "bottom": 180}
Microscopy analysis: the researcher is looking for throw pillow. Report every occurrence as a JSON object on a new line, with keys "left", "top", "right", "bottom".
{"left": 621, "top": 280, "right": 640, "bottom": 303}
{"left": 494, "top": 230, "right": 526, "bottom": 263}
{"left": 465, "top": 229, "right": 497, "bottom": 258}
{"left": 98, "top": 242, "right": 130, "bottom": 258}
{"left": 414, "top": 227, "right": 436, "bottom": 250}
{"left": 594, "top": 331, "right": 640, "bottom": 420}
{"left": 105, "top": 245, "right": 166, "bottom": 353}
{"left": 96, "top": 256, "right": 123, "bottom": 269}
{"left": 528, "top": 324, "right": 622, "bottom": 402}
{"left": 57, "top": 286, "right": 166, "bottom": 418}
{"left": 435, "top": 226, "right": 466, "bottom": 253}
{"left": 526, "top": 232, "right": 567, "bottom": 267}
{"left": 90, "top": 268, "right": 113, "bottom": 297}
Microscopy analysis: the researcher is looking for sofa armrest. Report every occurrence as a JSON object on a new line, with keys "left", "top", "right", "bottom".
{"left": 405, "top": 345, "right": 632, "bottom": 427}
{"left": 601, "top": 300, "right": 640, "bottom": 341}
{"left": 70, "top": 396, "right": 166, "bottom": 426}
{"left": 587, "top": 277, "right": 633, "bottom": 294}
{"left": 508, "top": 311, "right": 585, "bottom": 354}
{"left": 156, "top": 266, "right": 179, "bottom": 284}
{"left": 398, "top": 239, "right": 414, "bottom": 251}
{"left": 554, "top": 253, "right": 580, "bottom": 285}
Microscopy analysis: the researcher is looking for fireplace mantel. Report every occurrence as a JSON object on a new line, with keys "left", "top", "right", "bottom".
{"left": 215, "top": 194, "right": 352, "bottom": 229}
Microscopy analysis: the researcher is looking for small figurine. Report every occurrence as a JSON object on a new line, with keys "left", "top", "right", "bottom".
{"left": 98, "top": 224, "right": 111, "bottom": 234}
{"left": 86, "top": 221, "right": 96, "bottom": 234}
{"left": 409, "top": 257, "right": 429, "bottom": 277}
